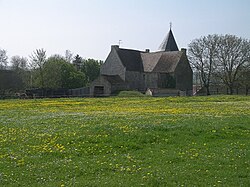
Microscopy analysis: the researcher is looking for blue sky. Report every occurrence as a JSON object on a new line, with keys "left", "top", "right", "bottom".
{"left": 0, "top": 0, "right": 250, "bottom": 61}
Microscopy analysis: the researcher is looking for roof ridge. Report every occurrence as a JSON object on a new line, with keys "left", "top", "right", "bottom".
{"left": 119, "top": 48, "right": 143, "bottom": 53}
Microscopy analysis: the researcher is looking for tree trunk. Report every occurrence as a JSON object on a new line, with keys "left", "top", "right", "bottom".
{"left": 205, "top": 86, "right": 210, "bottom": 95}
{"left": 229, "top": 86, "right": 234, "bottom": 95}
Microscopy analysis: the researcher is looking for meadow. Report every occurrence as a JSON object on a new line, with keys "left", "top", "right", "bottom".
{"left": 0, "top": 95, "right": 249, "bottom": 186}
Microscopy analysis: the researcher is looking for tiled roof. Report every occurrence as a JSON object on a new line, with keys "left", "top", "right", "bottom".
{"left": 142, "top": 51, "right": 182, "bottom": 73}
{"left": 153, "top": 51, "right": 182, "bottom": 73}
{"left": 114, "top": 48, "right": 182, "bottom": 73}
{"left": 110, "top": 29, "right": 181, "bottom": 73}
{"left": 116, "top": 49, "right": 144, "bottom": 72}
{"left": 141, "top": 52, "right": 162, "bottom": 72}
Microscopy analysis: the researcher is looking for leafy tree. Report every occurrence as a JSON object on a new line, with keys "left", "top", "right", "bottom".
{"left": 71, "top": 54, "right": 102, "bottom": 85}
{"left": 43, "top": 55, "right": 86, "bottom": 89}
{"left": 0, "top": 70, "right": 23, "bottom": 95}
{"left": 43, "top": 55, "right": 64, "bottom": 89}
{"left": 61, "top": 61, "right": 86, "bottom": 89}
{"left": 29, "top": 49, "right": 47, "bottom": 88}
{"left": 215, "top": 35, "right": 250, "bottom": 94}
{"left": 10, "top": 56, "right": 30, "bottom": 89}
{"left": 0, "top": 49, "right": 8, "bottom": 70}
{"left": 81, "top": 59, "right": 102, "bottom": 84}
{"left": 188, "top": 35, "right": 219, "bottom": 95}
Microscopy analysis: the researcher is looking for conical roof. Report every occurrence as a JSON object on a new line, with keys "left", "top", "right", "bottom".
{"left": 158, "top": 29, "right": 179, "bottom": 52}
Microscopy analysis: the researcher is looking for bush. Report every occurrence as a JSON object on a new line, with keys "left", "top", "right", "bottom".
{"left": 117, "top": 90, "right": 146, "bottom": 97}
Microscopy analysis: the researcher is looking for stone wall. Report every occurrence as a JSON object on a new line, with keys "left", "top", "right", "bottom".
{"left": 144, "top": 72, "right": 158, "bottom": 89}
{"left": 174, "top": 53, "right": 193, "bottom": 95}
{"left": 100, "top": 46, "right": 126, "bottom": 80}
{"left": 125, "top": 71, "right": 145, "bottom": 91}
{"left": 90, "top": 75, "right": 128, "bottom": 96}
{"left": 90, "top": 76, "right": 112, "bottom": 96}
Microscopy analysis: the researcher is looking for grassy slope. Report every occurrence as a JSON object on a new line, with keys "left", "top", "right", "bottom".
{"left": 0, "top": 96, "right": 249, "bottom": 186}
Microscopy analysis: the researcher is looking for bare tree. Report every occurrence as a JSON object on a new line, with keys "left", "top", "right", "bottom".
{"left": 65, "top": 50, "right": 73, "bottom": 64}
{"left": 188, "top": 35, "right": 219, "bottom": 95}
{"left": 0, "top": 49, "right": 8, "bottom": 69}
{"left": 29, "top": 49, "right": 47, "bottom": 88}
{"left": 215, "top": 35, "right": 250, "bottom": 94}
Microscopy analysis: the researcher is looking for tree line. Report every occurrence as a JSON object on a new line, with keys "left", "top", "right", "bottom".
{"left": 0, "top": 49, "right": 103, "bottom": 92}
{"left": 188, "top": 34, "right": 250, "bottom": 95}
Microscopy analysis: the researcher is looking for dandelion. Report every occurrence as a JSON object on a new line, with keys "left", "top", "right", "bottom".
{"left": 126, "top": 168, "right": 131, "bottom": 172}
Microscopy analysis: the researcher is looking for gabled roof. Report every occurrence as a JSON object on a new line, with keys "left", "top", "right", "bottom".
{"left": 153, "top": 51, "right": 182, "bottom": 72}
{"left": 141, "top": 52, "right": 162, "bottom": 72}
{"left": 158, "top": 29, "right": 179, "bottom": 52}
{"left": 116, "top": 48, "right": 143, "bottom": 72}
{"left": 141, "top": 51, "right": 182, "bottom": 73}
{"left": 110, "top": 46, "right": 183, "bottom": 73}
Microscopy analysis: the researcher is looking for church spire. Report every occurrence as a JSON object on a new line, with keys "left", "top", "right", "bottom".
{"left": 158, "top": 25, "right": 179, "bottom": 52}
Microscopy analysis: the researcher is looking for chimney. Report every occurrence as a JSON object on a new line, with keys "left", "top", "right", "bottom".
{"left": 111, "top": 45, "right": 119, "bottom": 50}
{"left": 145, "top": 49, "right": 150, "bottom": 53}
{"left": 181, "top": 48, "right": 187, "bottom": 54}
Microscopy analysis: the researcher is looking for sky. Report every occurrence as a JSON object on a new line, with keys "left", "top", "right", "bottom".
{"left": 0, "top": 0, "right": 250, "bottom": 61}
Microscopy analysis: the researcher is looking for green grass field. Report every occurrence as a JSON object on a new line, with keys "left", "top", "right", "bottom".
{"left": 0, "top": 96, "right": 249, "bottom": 186}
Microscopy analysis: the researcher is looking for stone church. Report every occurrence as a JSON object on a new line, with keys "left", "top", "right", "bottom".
{"left": 90, "top": 29, "right": 193, "bottom": 96}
